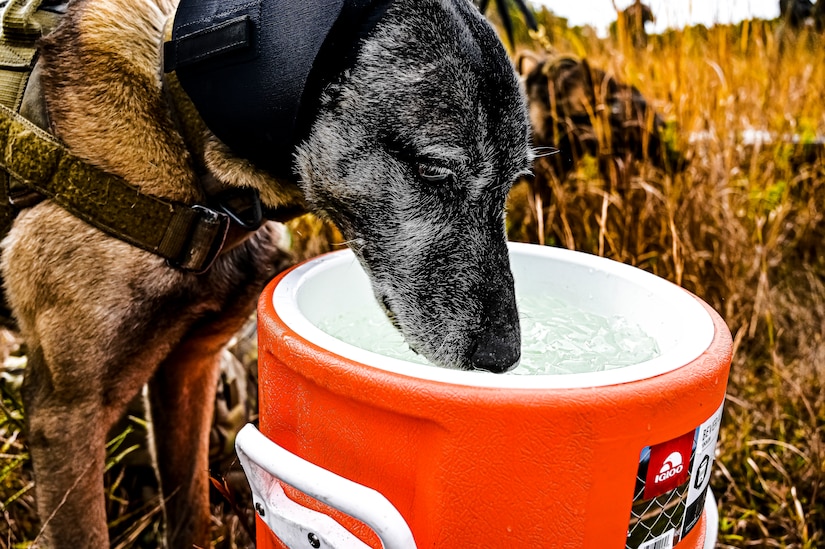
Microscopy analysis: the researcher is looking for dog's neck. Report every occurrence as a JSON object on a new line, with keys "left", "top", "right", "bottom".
{"left": 160, "top": 13, "right": 307, "bottom": 220}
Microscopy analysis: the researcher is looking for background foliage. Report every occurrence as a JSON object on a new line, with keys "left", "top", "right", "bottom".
{"left": 2, "top": 4, "right": 825, "bottom": 548}
{"left": 503, "top": 7, "right": 825, "bottom": 548}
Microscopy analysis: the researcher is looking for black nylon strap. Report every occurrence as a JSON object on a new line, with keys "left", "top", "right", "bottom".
{"left": 165, "top": 0, "right": 394, "bottom": 178}
{"left": 163, "top": 15, "right": 252, "bottom": 72}
{"left": 0, "top": 103, "right": 230, "bottom": 273}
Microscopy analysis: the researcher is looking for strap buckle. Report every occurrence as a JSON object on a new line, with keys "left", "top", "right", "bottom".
{"left": 167, "top": 204, "right": 230, "bottom": 274}
{"left": 212, "top": 186, "right": 264, "bottom": 231}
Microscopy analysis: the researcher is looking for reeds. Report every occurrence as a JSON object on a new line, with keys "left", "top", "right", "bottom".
{"left": 505, "top": 11, "right": 825, "bottom": 546}
{"left": 2, "top": 8, "right": 824, "bottom": 549}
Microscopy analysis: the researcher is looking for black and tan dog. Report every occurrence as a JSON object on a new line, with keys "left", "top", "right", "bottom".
{"left": 517, "top": 51, "right": 679, "bottom": 185}
{"left": 0, "top": 0, "right": 532, "bottom": 546}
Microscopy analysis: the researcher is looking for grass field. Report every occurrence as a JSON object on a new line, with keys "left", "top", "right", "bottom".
{"left": 502, "top": 9, "right": 825, "bottom": 547}
{"left": 2, "top": 7, "right": 825, "bottom": 549}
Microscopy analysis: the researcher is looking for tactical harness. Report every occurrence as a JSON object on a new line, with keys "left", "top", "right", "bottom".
{"left": 0, "top": 0, "right": 322, "bottom": 273}
{"left": 0, "top": 0, "right": 390, "bottom": 273}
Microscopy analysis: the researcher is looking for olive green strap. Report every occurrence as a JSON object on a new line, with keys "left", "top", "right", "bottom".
{"left": 0, "top": 42, "right": 35, "bottom": 110}
{"left": 0, "top": 0, "right": 64, "bottom": 105}
{"left": 0, "top": 0, "right": 245, "bottom": 273}
{"left": 2, "top": 0, "right": 44, "bottom": 42}
{"left": 0, "top": 103, "right": 230, "bottom": 273}
{"left": 0, "top": 0, "right": 42, "bottom": 236}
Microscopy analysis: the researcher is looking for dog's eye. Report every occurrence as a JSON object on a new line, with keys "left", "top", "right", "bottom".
{"left": 417, "top": 165, "right": 453, "bottom": 183}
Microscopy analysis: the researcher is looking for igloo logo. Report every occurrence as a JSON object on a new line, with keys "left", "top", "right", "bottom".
{"left": 643, "top": 431, "right": 695, "bottom": 500}
{"left": 654, "top": 452, "right": 684, "bottom": 483}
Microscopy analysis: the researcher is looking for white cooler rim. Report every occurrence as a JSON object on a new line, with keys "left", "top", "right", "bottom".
{"left": 272, "top": 243, "right": 717, "bottom": 389}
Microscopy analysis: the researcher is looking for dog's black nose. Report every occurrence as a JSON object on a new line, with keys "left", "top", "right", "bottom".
{"left": 470, "top": 335, "right": 521, "bottom": 373}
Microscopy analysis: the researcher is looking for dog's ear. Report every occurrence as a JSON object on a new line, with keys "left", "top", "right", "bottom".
{"left": 515, "top": 50, "right": 542, "bottom": 78}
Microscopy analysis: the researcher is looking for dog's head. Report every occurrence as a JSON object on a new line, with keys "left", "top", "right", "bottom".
{"left": 168, "top": 0, "right": 532, "bottom": 372}
{"left": 294, "top": 0, "right": 532, "bottom": 372}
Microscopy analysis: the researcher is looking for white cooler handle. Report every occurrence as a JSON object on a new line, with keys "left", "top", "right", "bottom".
{"left": 235, "top": 424, "right": 417, "bottom": 549}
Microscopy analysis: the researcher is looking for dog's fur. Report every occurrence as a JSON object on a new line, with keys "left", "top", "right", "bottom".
{"left": 1, "top": 0, "right": 531, "bottom": 546}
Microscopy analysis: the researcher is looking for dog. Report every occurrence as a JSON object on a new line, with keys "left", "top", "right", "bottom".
{"left": 613, "top": 1, "right": 655, "bottom": 48}
{"left": 0, "top": 0, "right": 532, "bottom": 546}
{"left": 517, "top": 52, "right": 681, "bottom": 187}
{"left": 780, "top": 0, "right": 825, "bottom": 30}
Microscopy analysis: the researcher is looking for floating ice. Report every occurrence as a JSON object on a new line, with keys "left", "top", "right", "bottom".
{"left": 315, "top": 293, "right": 660, "bottom": 375}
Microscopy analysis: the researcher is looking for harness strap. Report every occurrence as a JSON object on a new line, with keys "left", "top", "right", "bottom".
{"left": 0, "top": 0, "right": 232, "bottom": 274}
{"left": 0, "top": 0, "right": 304, "bottom": 274}
{"left": 0, "top": 37, "right": 35, "bottom": 108}
{"left": 0, "top": 0, "right": 54, "bottom": 237}
{"left": 0, "top": 103, "right": 231, "bottom": 273}
{"left": 2, "top": 0, "right": 43, "bottom": 41}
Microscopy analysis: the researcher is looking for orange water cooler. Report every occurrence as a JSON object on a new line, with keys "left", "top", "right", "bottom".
{"left": 237, "top": 243, "right": 732, "bottom": 549}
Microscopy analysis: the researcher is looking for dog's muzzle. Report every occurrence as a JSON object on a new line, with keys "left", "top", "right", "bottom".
{"left": 470, "top": 330, "right": 521, "bottom": 373}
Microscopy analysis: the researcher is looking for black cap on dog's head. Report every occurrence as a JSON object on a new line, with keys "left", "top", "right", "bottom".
{"left": 164, "top": 0, "right": 392, "bottom": 178}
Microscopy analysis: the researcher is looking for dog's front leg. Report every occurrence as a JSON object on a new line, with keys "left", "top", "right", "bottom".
{"left": 145, "top": 226, "right": 289, "bottom": 548}
{"left": 147, "top": 320, "right": 240, "bottom": 548}
{"left": 21, "top": 345, "right": 113, "bottom": 547}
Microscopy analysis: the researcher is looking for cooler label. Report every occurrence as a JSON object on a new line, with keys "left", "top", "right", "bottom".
{"left": 643, "top": 431, "right": 694, "bottom": 499}
{"left": 683, "top": 403, "right": 723, "bottom": 535}
{"left": 626, "top": 403, "right": 724, "bottom": 549}
{"left": 639, "top": 530, "right": 674, "bottom": 549}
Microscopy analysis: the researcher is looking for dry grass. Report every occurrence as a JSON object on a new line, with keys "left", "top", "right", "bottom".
{"left": 1, "top": 327, "right": 260, "bottom": 549}
{"left": 3, "top": 9, "right": 825, "bottom": 549}
{"left": 505, "top": 10, "right": 825, "bottom": 547}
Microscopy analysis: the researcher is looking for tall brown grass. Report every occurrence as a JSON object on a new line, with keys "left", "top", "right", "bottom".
{"left": 2, "top": 8, "right": 824, "bottom": 549}
{"left": 505, "top": 9, "right": 825, "bottom": 547}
